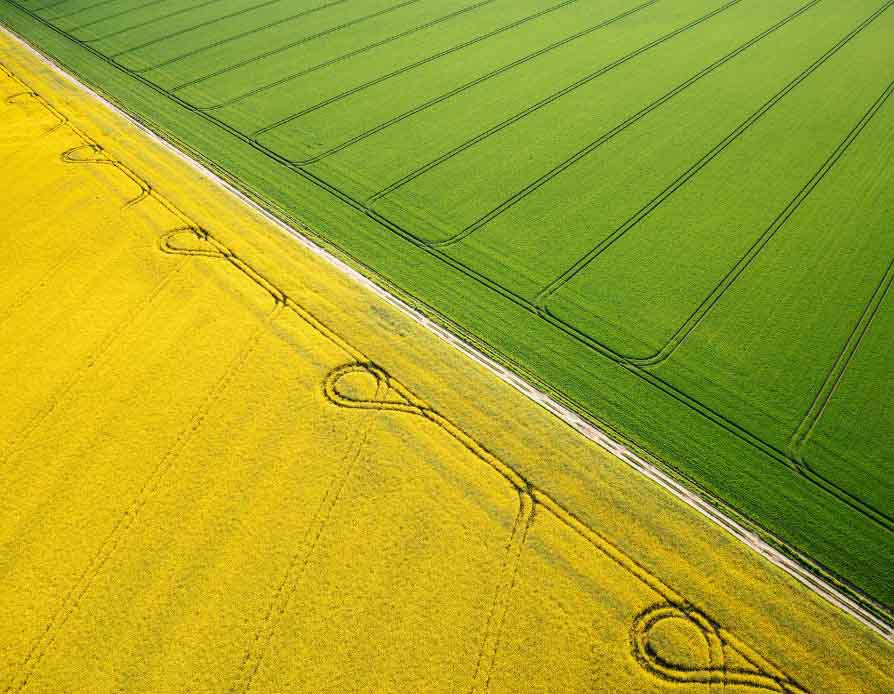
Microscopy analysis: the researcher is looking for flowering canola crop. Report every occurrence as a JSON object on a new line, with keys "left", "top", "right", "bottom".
{"left": 0, "top": 31, "right": 890, "bottom": 694}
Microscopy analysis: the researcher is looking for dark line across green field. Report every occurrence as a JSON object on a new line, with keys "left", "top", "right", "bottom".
{"left": 2, "top": 0, "right": 892, "bottom": 619}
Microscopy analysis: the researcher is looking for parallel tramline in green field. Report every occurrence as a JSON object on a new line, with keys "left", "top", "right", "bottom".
{"left": 2, "top": 0, "right": 891, "bottom": 619}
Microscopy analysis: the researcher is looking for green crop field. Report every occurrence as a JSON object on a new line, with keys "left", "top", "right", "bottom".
{"left": 2, "top": 0, "right": 892, "bottom": 621}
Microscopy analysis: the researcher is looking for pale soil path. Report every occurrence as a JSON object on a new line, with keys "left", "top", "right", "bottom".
{"left": 2, "top": 24, "right": 887, "bottom": 643}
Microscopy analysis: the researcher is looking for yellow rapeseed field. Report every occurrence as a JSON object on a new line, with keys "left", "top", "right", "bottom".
{"left": 0, "top": 29, "right": 891, "bottom": 694}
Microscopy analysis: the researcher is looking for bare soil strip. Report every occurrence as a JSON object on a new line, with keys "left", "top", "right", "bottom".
{"left": 3, "top": 24, "right": 887, "bottom": 642}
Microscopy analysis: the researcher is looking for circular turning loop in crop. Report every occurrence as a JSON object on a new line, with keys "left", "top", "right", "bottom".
{"left": 61, "top": 142, "right": 106, "bottom": 163}
{"left": 631, "top": 604, "right": 808, "bottom": 693}
{"left": 6, "top": 89, "right": 36, "bottom": 103}
{"left": 158, "top": 228, "right": 225, "bottom": 258}
{"left": 323, "top": 362, "right": 425, "bottom": 416}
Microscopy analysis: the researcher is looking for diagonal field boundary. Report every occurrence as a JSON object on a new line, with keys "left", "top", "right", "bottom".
{"left": 2, "top": 25, "right": 889, "bottom": 642}
{"left": 0, "top": 46, "right": 821, "bottom": 694}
